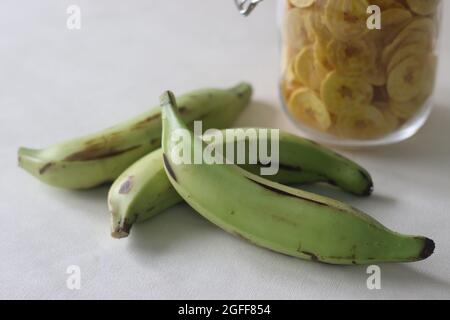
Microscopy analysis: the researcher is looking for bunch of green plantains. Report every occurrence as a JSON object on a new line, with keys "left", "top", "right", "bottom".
{"left": 18, "top": 83, "right": 435, "bottom": 265}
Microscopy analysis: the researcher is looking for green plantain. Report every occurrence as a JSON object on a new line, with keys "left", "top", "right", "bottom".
{"left": 160, "top": 91, "right": 434, "bottom": 265}
{"left": 109, "top": 130, "right": 373, "bottom": 238}
{"left": 18, "top": 83, "right": 252, "bottom": 189}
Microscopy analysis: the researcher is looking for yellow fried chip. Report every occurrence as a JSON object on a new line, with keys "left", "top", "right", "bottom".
{"left": 387, "top": 43, "right": 428, "bottom": 73}
{"left": 325, "top": 0, "right": 369, "bottom": 42}
{"left": 284, "top": 58, "right": 298, "bottom": 83}
{"left": 336, "top": 105, "right": 388, "bottom": 139}
{"left": 370, "top": 0, "right": 406, "bottom": 10}
{"left": 383, "top": 29, "right": 433, "bottom": 66}
{"left": 378, "top": 8, "right": 414, "bottom": 44}
{"left": 369, "top": 8, "right": 411, "bottom": 43}
{"left": 282, "top": 80, "right": 304, "bottom": 102}
{"left": 389, "top": 53, "right": 437, "bottom": 115}
{"left": 389, "top": 98, "right": 425, "bottom": 120}
{"left": 290, "top": 0, "right": 316, "bottom": 8}
{"left": 321, "top": 71, "right": 374, "bottom": 115}
{"left": 282, "top": 60, "right": 304, "bottom": 100}
{"left": 313, "top": 37, "right": 333, "bottom": 70}
{"left": 327, "top": 39, "right": 376, "bottom": 77}
{"left": 382, "top": 110, "right": 400, "bottom": 133}
{"left": 294, "top": 46, "right": 329, "bottom": 91}
{"left": 288, "top": 87, "right": 332, "bottom": 131}
{"left": 374, "top": 102, "right": 400, "bottom": 132}
{"left": 284, "top": 8, "right": 315, "bottom": 49}
{"left": 421, "top": 54, "right": 438, "bottom": 98}
{"left": 406, "top": 0, "right": 440, "bottom": 16}
{"left": 308, "top": 0, "right": 332, "bottom": 41}
{"left": 387, "top": 54, "right": 428, "bottom": 102}
{"left": 383, "top": 17, "right": 435, "bottom": 61}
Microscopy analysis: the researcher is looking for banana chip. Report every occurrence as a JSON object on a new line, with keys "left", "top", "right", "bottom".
{"left": 308, "top": 0, "right": 331, "bottom": 41}
{"left": 294, "top": 46, "right": 329, "bottom": 91}
{"left": 327, "top": 39, "right": 376, "bottom": 77}
{"left": 313, "top": 37, "right": 333, "bottom": 70}
{"left": 406, "top": 0, "right": 440, "bottom": 16}
{"left": 390, "top": 98, "right": 424, "bottom": 120}
{"left": 284, "top": 8, "right": 315, "bottom": 49}
{"left": 325, "top": 0, "right": 369, "bottom": 42}
{"left": 389, "top": 53, "right": 437, "bottom": 114}
{"left": 321, "top": 71, "right": 373, "bottom": 115}
{"left": 383, "top": 30, "right": 432, "bottom": 67}
{"left": 387, "top": 54, "right": 428, "bottom": 103}
{"left": 383, "top": 17, "right": 435, "bottom": 57}
{"left": 282, "top": 60, "right": 304, "bottom": 100}
{"left": 387, "top": 43, "right": 428, "bottom": 73}
{"left": 374, "top": 102, "right": 400, "bottom": 132}
{"left": 382, "top": 110, "right": 400, "bottom": 132}
{"left": 336, "top": 105, "right": 388, "bottom": 139}
{"left": 421, "top": 54, "right": 438, "bottom": 98}
{"left": 288, "top": 88, "right": 332, "bottom": 131}
{"left": 378, "top": 8, "right": 413, "bottom": 45}
{"left": 290, "top": 0, "right": 315, "bottom": 8}
{"left": 370, "top": 0, "right": 406, "bottom": 10}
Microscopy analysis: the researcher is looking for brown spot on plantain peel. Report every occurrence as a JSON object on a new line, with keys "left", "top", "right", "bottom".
{"left": 39, "top": 163, "right": 55, "bottom": 175}
{"left": 65, "top": 145, "right": 141, "bottom": 162}
{"left": 301, "top": 251, "right": 319, "bottom": 262}
{"left": 119, "top": 176, "right": 134, "bottom": 194}
{"left": 131, "top": 114, "right": 161, "bottom": 130}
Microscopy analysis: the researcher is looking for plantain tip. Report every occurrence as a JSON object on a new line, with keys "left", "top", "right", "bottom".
{"left": 111, "top": 221, "right": 132, "bottom": 239}
{"left": 358, "top": 169, "right": 374, "bottom": 197}
{"left": 18, "top": 147, "right": 38, "bottom": 156}
{"left": 362, "top": 180, "right": 374, "bottom": 197}
{"left": 111, "top": 229, "right": 130, "bottom": 239}
{"left": 159, "top": 91, "right": 177, "bottom": 109}
{"left": 419, "top": 237, "right": 435, "bottom": 260}
{"left": 231, "top": 82, "right": 253, "bottom": 101}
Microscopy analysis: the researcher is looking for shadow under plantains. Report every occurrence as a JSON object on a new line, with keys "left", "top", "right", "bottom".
{"left": 318, "top": 260, "right": 450, "bottom": 297}
{"left": 128, "top": 203, "right": 219, "bottom": 255}
{"left": 127, "top": 199, "right": 450, "bottom": 296}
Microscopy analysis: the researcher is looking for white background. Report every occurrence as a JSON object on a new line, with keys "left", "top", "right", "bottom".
{"left": 1, "top": 0, "right": 449, "bottom": 299}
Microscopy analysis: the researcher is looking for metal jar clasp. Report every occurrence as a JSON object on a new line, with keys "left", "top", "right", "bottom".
{"left": 234, "top": 0, "right": 264, "bottom": 16}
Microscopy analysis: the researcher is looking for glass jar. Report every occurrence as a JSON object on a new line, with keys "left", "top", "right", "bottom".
{"left": 237, "top": 0, "right": 443, "bottom": 147}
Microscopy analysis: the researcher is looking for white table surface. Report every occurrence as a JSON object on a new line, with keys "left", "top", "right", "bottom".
{"left": 1, "top": 0, "right": 449, "bottom": 300}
